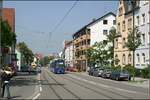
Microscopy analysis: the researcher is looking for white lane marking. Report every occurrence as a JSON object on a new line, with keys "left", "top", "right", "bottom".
{"left": 114, "top": 87, "right": 137, "bottom": 94}
{"left": 40, "top": 86, "right": 42, "bottom": 92}
{"left": 32, "top": 93, "right": 40, "bottom": 100}
{"left": 67, "top": 74, "right": 144, "bottom": 94}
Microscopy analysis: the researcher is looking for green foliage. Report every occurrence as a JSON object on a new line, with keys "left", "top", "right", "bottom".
{"left": 124, "top": 64, "right": 138, "bottom": 76}
{"left": 39, "top": 56, "right": 52, "bottom": 66}
{"left": 17, "top": 42, "right": 34, "bottom": 64}
{"left": 125, "top": 27, "right": 141, "bottom": 51}
{"left": 86, "top": 27, "right": 117, "bottom": 67}
{"left": 141, "top": 65, "right": 150, "bottom": 78}
{"left": 1, "top": 20, "right": 16, "bottom": 47}
{"left": 75, "top": 49, "right": 80, "bottom": 57}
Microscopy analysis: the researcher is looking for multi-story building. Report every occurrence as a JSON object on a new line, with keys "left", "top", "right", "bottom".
{"left": 15, "top": 47, "right": 22, "bottom": 71}
{"left": 87, "top": 12, "right": 116, "bottom": 46}
{"left": 2, "top": 8, "right": 16, "bottom": 66}
{"left": 72, "top": 25, "right": 90, "bottom": 72}
{"left": 134, "top": 1, "right": 150, "bottom": 69}
{"left": 114, "top": 0, "right": 140, "bottom": 66}
{"left": 64, "top": 41, "right": 73, "bottom": 68}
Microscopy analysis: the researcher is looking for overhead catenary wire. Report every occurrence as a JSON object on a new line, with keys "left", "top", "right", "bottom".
{"left": 46, "top": 0, "right": 79, "bottom": 49}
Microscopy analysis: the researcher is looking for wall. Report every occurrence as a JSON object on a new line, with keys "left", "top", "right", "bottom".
{"left": 134, "top": 1, "right": 150, "bottom": 69}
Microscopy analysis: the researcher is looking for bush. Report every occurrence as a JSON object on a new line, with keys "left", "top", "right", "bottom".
{"left": 124, "top": 64, "right": 139, "bottom": 76}
{"left": 141, "top": 65, "right": 150, "bottom": 78}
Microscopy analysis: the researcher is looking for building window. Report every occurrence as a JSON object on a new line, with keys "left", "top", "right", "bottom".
{"left": 103, "top": 30, "right": 108, "bottom": 35}
{"left": 115, "top": 54, "right": 119, "bottom": 65}
{"left": 122, "top": 54, "right": 126, "bottom": 65}
{"left": 128, "top": 54, "right": 132, "bottom": 64}
{"left": 148, "top": 32, "right": 150, "bottom": 44}
{"left": 143, "top": 0, "right": 149, "bottom": 4}
{"left": 122, "top": 38, "right": 126, "bottom": 48}
{"left": 128, "top": 1, "right": 132, "bottom": 12}
{"left": 142, "top": 53, "right": 145, "bottom": 64}
{"left": 122, "top": 21, "right": 126, "bottom": 32}
{"left": 113, "top": 20, "right": 116, "bottom": 25}
{"left": 115, "top": 39, "right": 118, "bottom": 49}
{"left": 142, "top": 33, "right": 145, "bottom": 44}
{"left": 148, "top": 11, "right": 150, "bottom": 23}
{"left": 137, "top": 53, "right": 140, "bottom": 63}
{"left": 128, "top": 18, "right": 132, "bottom": 30}
{"left": 119, "top": 7, "right": 123, "bottom": 16}
{"left": 87, "top": 39, "right": 90, "bottom": 45}
{"left": 118, "top": 23, "right": 120, "bottom": 32}
{"left": 103, "top": 20, "right": 108, "bottom": 25}
{"left": 142, "top": 13, "right": 145, "bottom": 25}
{"left": 136, "top": 16, "right": 140, "bottom": 26}
{"left": 87, "top": 29, "right": 90, "bottom": 34}
{"left": 120, "top": 0, "right": 122, "bottom": 4}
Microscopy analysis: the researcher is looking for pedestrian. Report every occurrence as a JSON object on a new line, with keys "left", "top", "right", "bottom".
{"left": 1, "top": 66, "right": 13, "bottom": 99}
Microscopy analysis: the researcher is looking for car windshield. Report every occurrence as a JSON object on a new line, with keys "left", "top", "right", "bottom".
{"left": 121, "top": 70, "right": 129, "bottom": 74}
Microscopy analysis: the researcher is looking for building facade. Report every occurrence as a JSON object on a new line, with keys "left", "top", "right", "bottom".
{"left": 64, "top": 41, "right": 73, "bottom": 68}
{"left": 114, "top": 0, "right": 140, "bottom": 67}
{"left": 72, "top": 26, "right": 90, "bottom": 72}
{"left": 134, "top": 1, "right": 150, "bottom": 69}
{"left": 15, "top": 48, "right": 21, "bottom": 71}
{"left": 87, "top": 12, "right": 116, "bottom": 46}
{"left": 2, "top": 8, "right": 16, "bottom": 66}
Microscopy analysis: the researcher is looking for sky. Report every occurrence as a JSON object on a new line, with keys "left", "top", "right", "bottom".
{"left": 3, "top": 1, "right": 118, "bottom": 56}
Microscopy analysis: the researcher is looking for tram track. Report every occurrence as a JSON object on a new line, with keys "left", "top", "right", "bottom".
{"left": 42, "top": 72, "right": 62, "bottom": 99}
{"left": 46, "top": 70, "right": 115, "bottom": 99}
{"left": 61, "top": 73, "right": 134, "bottom": 100}
{"left": 44, "top": 70, "right": 81, "bottom": 99}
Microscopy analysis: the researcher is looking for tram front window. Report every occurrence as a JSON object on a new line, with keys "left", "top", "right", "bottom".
{"left": 56, "top": 62, "right": 64, "bottom": 68}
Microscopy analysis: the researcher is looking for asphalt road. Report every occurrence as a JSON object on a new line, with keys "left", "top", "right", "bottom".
{"left": 2, "top": 67, "right": 149, "bottom": 99}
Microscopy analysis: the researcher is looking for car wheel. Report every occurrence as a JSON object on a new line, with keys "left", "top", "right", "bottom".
{"left": 116, "top": 76, "right": 119, "bottom": 81}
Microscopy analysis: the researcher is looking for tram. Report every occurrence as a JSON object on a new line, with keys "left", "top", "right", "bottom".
{"left": 50, "top": 59, "right": 65, "bottom": 74}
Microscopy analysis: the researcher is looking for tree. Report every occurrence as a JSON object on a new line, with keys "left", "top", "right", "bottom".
{"left": 17, "top": 42, "right": 34, "bottom": 65}
{"left": 125, "top": 27, "right": 141, "bottom": 80}
{"left": 39, "top": 56, "right": 52, "bottom": 66}
{"left": 106, "top": 27, "right": 117, "bottom": 66}
{"left": 1, "top": 20, "right": 16, "bottom": 47}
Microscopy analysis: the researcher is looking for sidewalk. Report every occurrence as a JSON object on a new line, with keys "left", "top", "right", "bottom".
{"left": 75, "top": 72, "right": 149, "bottom": 89}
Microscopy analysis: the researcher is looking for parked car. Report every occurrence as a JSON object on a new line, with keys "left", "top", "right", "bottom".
{"left": 28, "top": 67, "right": 37, "bottom": 74}
{"left": 36, "top": 66, "right": 41, "bottom": 73}
{"left": 110, "top": 69, "right": 131, "bottom": 81}
{"left": 21, "top": 65, "right": 30, "bottom": 72}
{"left": 69, "top": 67, "right": 74, "bottom": 72}
{"left": 101, "top": 69, "right": 113, "bottom": 78}
{"left": 8, "top": 66, "right": 17, "bottom": 76}
{"left": 73, "top": 68, "right": 79, "bottom": 72}
{"left": 69, "top": 67, "right": 79, "bottom": 72}
{"left": 93, "top": 68, "right": 104, "bottom": 77}
{"left": 88, "top": 67, "right": 95, "bottom": 76}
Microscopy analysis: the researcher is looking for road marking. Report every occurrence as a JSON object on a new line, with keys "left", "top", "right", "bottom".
{"left": 114, "top": 87, "right": 137, "bottom": 94}
{"left": 32, "top": 93, "right": 40, "bottom": 100}
{"left": 40, "top": 86, "right": 42, "bottom": 92}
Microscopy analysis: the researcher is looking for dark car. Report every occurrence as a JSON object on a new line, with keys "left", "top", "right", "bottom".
{"left": 36, "top": 66, "right": 41, "bottom": 73}
{"left": 88, "top": 67, "right": 95, "bottom": 76}
{"left": 21, "top": 65, "right": 30, "bottom": 72}
{"left": 93, "top": 68, "right": 104, "bottom": 77}
{"left": 28, "top": 67, "right": 37, "bottom": 74}
{"left": 101, "top": 69, "right": 113, "bottom": 78}
{"left": 110, "top": 69, "right": 131, "bottom": 81}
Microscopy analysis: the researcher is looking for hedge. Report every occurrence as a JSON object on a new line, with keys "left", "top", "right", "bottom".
{"left": 141, "top": 65, "right": 150, "bottom": 78}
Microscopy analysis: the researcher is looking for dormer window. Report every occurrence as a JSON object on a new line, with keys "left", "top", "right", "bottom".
{"left": 128, "top": 1, "right": 132, "bottom": 12}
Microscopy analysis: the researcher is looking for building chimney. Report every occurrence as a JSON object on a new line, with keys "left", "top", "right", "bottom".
{"left": 92, "top": 18, "right": 96, "bottom": 22}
